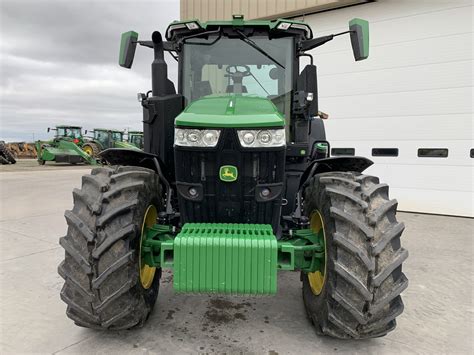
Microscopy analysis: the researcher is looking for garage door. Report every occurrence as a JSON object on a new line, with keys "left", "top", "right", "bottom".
{"left": 302, "top": 0, "right": 473, "bottom": 217}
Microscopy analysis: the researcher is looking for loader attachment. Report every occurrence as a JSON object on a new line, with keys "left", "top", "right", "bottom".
{"left": 36, "top": 139, "right": 97, "bottom": 165}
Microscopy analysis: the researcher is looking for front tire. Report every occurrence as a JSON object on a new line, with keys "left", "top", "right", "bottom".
{"left": 58, "top": 165, "right": 163, "bottom": 329}
{"left": 302, "top": 171, "right": 408, "bottom": 339}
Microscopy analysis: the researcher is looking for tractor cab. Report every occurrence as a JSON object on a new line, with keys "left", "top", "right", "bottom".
{"left": 82, "top": 128, "right": 140, "bottom": 157}
{"left": 127, "top": 131, "right": 144, "bottom": 149}
{"left": 92, "top": 128, "right": 123, "bottom": 149}
{"left": 48, "top": 125, "right": 84, "bottom": 145}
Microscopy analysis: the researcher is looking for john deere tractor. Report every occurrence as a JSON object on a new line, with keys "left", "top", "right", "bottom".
{"left": 82, "top": 128, "right": 141, "bottom": 157}
{"left": 36, "top": 125, "right": 96, "bottom": 165}
{"left": 127, "top": 130, "right": 144, "bottom": 149}
{"left": 58, "top": 16, "right": 408, "bottom": 339}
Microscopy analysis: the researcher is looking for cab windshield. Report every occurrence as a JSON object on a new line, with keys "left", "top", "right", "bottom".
{"left": 111, "top": 132, "right": 123, "bottom": 141}
{"left": 182, "top": 35, "right": 294, "bottom": 120}
{"left": 57, "top": 127, "right": 81, "bottom": 138}
{"left": 130, "top": 134, "right": 143, "bottom": 147}
{"left": 94, "top": 130, "right": 109, "bottom": 146}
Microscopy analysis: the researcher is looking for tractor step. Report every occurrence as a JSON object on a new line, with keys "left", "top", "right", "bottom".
{"left": 171, "top": 223, "right": 277, "bottom": 295}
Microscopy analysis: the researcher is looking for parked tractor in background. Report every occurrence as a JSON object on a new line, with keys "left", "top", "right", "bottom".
{"left": 36, "top": 125, "right": 96, "bottom": 165}
{"left": 127, "top": 130, "right": 144, "bottom": 149}
{"left": 82, "top": 128, "right": 141, "bottom": 157}
{"left": 58, "top": 16, "right": 408, "bottom": 339}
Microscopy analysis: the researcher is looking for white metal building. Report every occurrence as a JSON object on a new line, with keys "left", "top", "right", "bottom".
{"left": 180, "top": 0, "right": 474, "bottom": 217}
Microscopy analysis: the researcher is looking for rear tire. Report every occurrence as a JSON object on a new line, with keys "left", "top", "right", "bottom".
{"left": 0, "top": 142, "right": 16, "bottom": 164}
{"left": 58, "top": 165, "right": 163, "bottom": 329}
{"left": 302, "top": 171, "right": 408, "bottom": 339}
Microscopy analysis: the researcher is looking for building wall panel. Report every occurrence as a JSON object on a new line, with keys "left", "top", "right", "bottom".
{"left": 180, "top": 0, "right": 368, "bottom": 20}
{"left": 302, "top": 0, "right": 473, "bottom": 217}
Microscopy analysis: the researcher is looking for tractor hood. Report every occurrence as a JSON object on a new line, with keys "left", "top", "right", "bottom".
{"left": 175, "top": 95, "right": 285, "bottom": 128}
{"left": 115, "top": 141, "right": 141, "bottom": 150}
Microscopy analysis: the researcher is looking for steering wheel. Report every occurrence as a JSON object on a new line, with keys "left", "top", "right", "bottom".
{"left": 225, "top": 65, "right": 251, "bottom": 78}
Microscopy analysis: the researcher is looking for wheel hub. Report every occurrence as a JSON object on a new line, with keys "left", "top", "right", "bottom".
{"left": 83, "top": 146, "right": 93, "bottom": 155}
{"left": 307, "top": 210, "right": 327, "bottom": 295}
{"left": 139, "top": 205, "right": 157, "bottom": 289}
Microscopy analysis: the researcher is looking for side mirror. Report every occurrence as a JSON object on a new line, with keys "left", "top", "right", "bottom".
{"left": 84, "top": 130, "right": 88, "bottom": 134}
{"left": 47, "top": 127, "right": 50, "bottom": 132}
{"left": 119, "top": 31, "right": 139, "bottom": 68}
{"left": 349, "top": 18, "right": 369, "bottom": 61}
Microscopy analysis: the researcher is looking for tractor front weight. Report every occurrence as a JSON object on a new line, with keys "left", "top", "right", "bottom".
{"left": 141, "top": 223, "right": 325, "bottom": 295}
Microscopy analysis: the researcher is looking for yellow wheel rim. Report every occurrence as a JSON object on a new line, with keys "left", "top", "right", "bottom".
{"left": 83, "top": 146, "right": 93, "bottom": 155}
{"left": 139, "top": 205, "right": 157, "bottom": 289}
{"left": 308, "top": 210, "right": 327, "bottom": 295}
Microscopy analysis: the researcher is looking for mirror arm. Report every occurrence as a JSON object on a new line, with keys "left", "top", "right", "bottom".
{"left": 136, "top": 40, "right": 179, "bottom": 62}
{"left": 137, "top": 40, "right": 153, "bottom": 48}
{"left": 137, "top": 40, "right": 177, "bottom": 52}
{"left": 333, "top": 30, "right": 353, "bottom": 37}
{"left": 300, "top": 30, "right": 354, "bottom": 52}
{"left": 300, "top": 34, "right": 333, "bottom": 52}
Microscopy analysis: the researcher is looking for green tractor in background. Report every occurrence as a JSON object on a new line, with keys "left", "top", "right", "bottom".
{"left": 58, "top": 16, "right": 408, "bottom": 339}
{"left": 127, "top": 130, "right": 144, "bottom": 149}
{"left": 82, "top": 128, "right": 141, "bottom": 157}
{"left": 35, "top": 125, "right": 96, "bottom": 165}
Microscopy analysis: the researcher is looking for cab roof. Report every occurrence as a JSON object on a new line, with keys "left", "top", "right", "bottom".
{"left": 166, "top": 15, "right": 312, "bottom": 41}
{"left": 94, "top": 128, "right": 123, "bottom": 133}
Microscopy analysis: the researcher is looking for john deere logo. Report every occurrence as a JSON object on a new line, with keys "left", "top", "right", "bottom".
{"left": 219, "top": 165, "right": 238, "bottom": 182}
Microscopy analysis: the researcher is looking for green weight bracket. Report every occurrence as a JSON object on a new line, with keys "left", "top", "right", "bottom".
{"left": 141, "top": 223, "right": 324, "bottom": 295}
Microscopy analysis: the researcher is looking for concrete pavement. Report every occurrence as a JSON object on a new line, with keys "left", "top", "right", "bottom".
{"left": 0, "top": 163, "right": 472, "bottom": 354}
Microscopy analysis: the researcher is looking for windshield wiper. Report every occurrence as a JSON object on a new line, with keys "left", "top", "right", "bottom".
{"left": 235, "top": 30, "right": 285, "bottom": 69}
{"left": 180, "top": 28, "right": 222, "bottom": 46}
{"left": 249, "top": 72, "right": 270, "bottom": 96}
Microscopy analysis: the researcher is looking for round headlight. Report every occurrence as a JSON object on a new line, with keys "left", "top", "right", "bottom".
{"left": 202, "top": 130, "right": 219, "bottom": 146}
{"left": 242, "top": 131, "right": 255, "bottom": 145}
{"left": 187, "top": 130, "right": 201, "bottom": 143}
{"left": 257, "top": 130, "right": 272, "bottom": 145}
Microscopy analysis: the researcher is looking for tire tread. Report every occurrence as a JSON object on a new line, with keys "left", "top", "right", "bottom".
{"left": 58, "top": 165, "right": 162, "bottom": 329}
{"left": 302, "top": 171, "right": 408, "bottom": 339}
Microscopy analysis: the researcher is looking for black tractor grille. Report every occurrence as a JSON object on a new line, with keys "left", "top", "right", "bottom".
{"left": 174, "top": 129, "right": 285, "bottom": 231}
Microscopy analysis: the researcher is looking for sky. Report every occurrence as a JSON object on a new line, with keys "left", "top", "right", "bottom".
{"left": 0, "top": 0, "right": 180, "bottom": 142}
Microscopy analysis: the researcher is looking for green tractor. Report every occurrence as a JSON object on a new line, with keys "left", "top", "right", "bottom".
{"left": 35, "top": 125, "right": 96, "bottom": 165}
{"left": 82, "top": 128, "right": 141, "bottom": 157}
{"left": 58, "top": 16, "right": 408, "bottom": 338}
{"left": 127, "top": 130, "right": 144, "bottom": 149}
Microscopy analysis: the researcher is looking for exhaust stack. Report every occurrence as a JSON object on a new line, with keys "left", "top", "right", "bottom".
{"left": 151, "top": 31, "right": 170, "bottom": 97}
